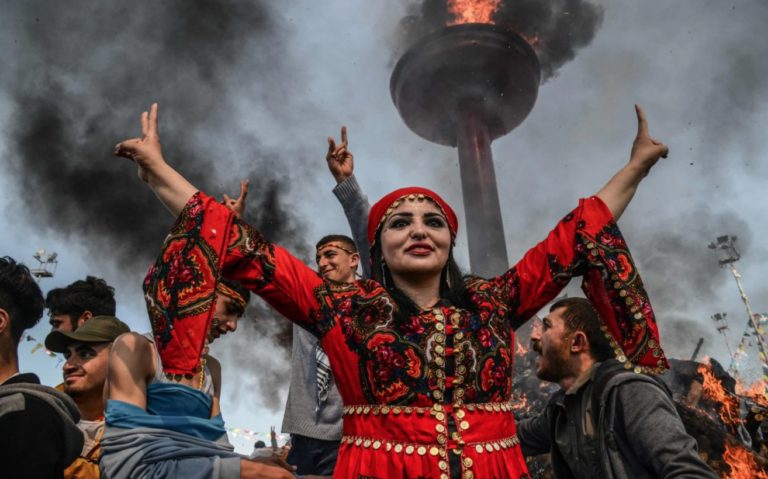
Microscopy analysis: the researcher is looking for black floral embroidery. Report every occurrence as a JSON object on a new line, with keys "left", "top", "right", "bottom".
{"left": 144, "top": 192, "right": 218, "bottom": 349}
{"left": 580, "top": 220, "right": 668, "bottom": 372}
{"left": 311, "top": 276, "right": 517, "bottom": 404}
{"left": 225, "top": 217, "right": 276, "bottom": 290}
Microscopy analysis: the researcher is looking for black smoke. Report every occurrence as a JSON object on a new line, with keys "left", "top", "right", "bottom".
{"left": 212, "top": 300, "right": 294, "bottom": 411}
{"left": 394, "top": 0, "right": 604, "bottom": 80}
{"left": 3, "top": 1, "right": 311, "bottom": 268}
{"left": 2, "top": 0, "right": 313, "bottom": 407}
{"left": 628, "top": 206, "right": 756, "bottom": 356}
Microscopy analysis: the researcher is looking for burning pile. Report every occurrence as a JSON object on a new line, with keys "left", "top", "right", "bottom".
{"left": 692, "top": 360, "right": 768, "bottom": 477}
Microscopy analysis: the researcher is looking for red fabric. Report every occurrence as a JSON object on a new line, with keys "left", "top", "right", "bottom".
{"left": 367, "top": 187, "right": 459, "bottom": 246}
{"left": 154, "top": 193, "right": 668, "bottom": 477}
{"left": 340, "top": 405, "right": 526, "bottom": 477}
{"left": 143, "top": 193, "right": 233, "bottom": 376}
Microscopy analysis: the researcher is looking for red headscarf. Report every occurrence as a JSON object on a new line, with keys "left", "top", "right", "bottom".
{"left": 367, "top": 187, "right": 459, "bottom": 246}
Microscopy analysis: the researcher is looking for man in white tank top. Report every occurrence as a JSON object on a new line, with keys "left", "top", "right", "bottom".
{"left": 104, "top": 279, "right": 298, "bottom": 478}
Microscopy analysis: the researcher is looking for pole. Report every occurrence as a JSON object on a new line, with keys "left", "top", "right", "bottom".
{"left": 727, "top": 263, "right": 768, "bottom": 390}
{"left": 729, "top": 316, "right": 766, "bottom": 373}
{"left": 690, "top": 338, "right": 705, "bottom": 362}
{"left": 456, "top": 104, "right": 509, "bottom": 278}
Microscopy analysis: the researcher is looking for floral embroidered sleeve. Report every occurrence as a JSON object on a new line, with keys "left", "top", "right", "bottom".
{"left": 491, "top": 196, "right": 668, "bottom": 373}
{"left": 144, "top": 192, "right": 236, "bottom": 376}
{"left": 143, "top": 192, "right": 326, "bottom": 377}
{"left": 223, "top": 224, "right": 328, "bottom": 328}
{"left": 216, "top": 206, "right": 327, "bottom": 335}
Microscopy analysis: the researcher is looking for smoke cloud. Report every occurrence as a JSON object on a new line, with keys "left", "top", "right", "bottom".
{"left": 635, "top": 208, "right": 752, "bottom": 313}
{"left": 394, "top": 0, "right": 604, "bottom": 80}
{"left": 629, "top": 207, "right": 755, "bottom": 355}
{"left": 2, "top": 0, "right": 315, "bottom": 407}
{"left": 5, "top": 1, "right": 310, "bottom": 267}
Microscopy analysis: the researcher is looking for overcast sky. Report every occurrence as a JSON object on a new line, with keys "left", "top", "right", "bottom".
{"left": 1, "top": 0, "right": 766, "bottom": 452}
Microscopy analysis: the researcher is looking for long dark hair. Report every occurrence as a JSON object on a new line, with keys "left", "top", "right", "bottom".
{"left": 370, "top": 232, "right": 471, "bottom": 319}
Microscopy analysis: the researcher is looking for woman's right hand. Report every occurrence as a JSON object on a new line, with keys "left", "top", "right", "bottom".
{"left": 222, "top": 180, "right": 250, "bottom": 218}
{"left": 114, "top": 103, "right": 165, "bottom": 183}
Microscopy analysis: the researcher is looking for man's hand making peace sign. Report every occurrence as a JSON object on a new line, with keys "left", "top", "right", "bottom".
{"left": 326, "top": 126, "right": 354, "bottom": 184}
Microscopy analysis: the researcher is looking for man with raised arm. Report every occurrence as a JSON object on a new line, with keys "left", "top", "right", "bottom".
{"left": 96, "top": 134, "right": 295, "bottom": 478}
{"left": 278, "top": 128, "right": 371, "bottom": 476}
{"left": 281, "top": 234, "right": 359, "bottom": 476}
{"left": 325, "top": 127, "right": 372, "bottom": 268}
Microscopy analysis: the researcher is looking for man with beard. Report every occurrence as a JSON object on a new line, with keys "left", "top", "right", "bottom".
{"left": 517, "top": 297, "right": 716, "bottom": 478}
{"left": 281, "top": 234, "right": 360, "bottom": 476}
{"left": 45, "top": 315, "right": 131, "bottom": 479}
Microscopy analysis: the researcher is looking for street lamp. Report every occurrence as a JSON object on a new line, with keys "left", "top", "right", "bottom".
{"left": 30, "top": 249, "right": 58, "bottom": 280}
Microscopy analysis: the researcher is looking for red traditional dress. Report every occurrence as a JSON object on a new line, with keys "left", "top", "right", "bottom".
{"left": 144, "top": 192, "right": 668, "bottom": 479}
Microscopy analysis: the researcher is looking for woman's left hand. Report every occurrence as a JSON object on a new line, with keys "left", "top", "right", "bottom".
{"left": 595, "top": 105, "right": 669, "bottom": 220}
{"left": 629, "top": 104, "right": 668, "bottom": 175}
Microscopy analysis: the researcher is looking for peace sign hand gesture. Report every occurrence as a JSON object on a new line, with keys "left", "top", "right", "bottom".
{"left": 222, "top": 180, "right": 250, "bottom": 218}
{"left": 326, "top": 126, "right": 354, "bottom": 184}
{"left": 114, "top": 103, "right": 165, "bottom": 183}
{"left": 629, "top": 104, "right": 669, "bottom": 176}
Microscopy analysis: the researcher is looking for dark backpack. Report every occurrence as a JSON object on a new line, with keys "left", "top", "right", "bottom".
{"left": 589, "top": 360, "right": 673, "bottom": 433}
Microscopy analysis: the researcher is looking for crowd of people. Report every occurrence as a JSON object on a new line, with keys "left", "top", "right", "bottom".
{"left": 0, "top": 103, "right": 720, "bottom": 478}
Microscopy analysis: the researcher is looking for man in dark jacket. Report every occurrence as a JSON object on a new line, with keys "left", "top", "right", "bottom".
{"left": 0, "top": 256, "right": 83, "bottom": 478}
{"left": 517, "top": 297, "right": 716, "bottom": 479}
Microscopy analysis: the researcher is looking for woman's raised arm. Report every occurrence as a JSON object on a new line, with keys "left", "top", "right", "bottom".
{"left": 114, "top": 103, "right": 198, "bottom": 216}
{"left": 595, "top": 104, "right": 669, "bottom": 221}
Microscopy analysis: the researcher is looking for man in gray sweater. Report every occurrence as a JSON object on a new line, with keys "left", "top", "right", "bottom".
{"left": 282, "top": 233, "right": 360, "bottom": 476}
{"left": 517, "top": 298, "right": 717, "bottom": 478}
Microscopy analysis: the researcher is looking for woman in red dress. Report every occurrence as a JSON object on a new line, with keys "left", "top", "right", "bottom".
{"left": 116, "top": 103, "right": 669, "bottom": 479}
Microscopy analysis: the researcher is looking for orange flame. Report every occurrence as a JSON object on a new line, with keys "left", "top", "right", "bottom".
{"left": 515, "top": 339, "right": 529, "bottom": 357}
{"left": 698, "top": 363, "right": 740, "bottom": 428}
{"left": 735, "top": 378, "right": 768, "bottom": 409}
{"left": 446, "top": 0, "right": 500, "bottom": 25}
{"left": 519, "top": 31, "right": 541, "bottom": 49}
{"left": 723, "top": 442, "right": 768, "bottom": 479}
{"left": 510, "top": 390, "right": 529, "bottom": 414}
